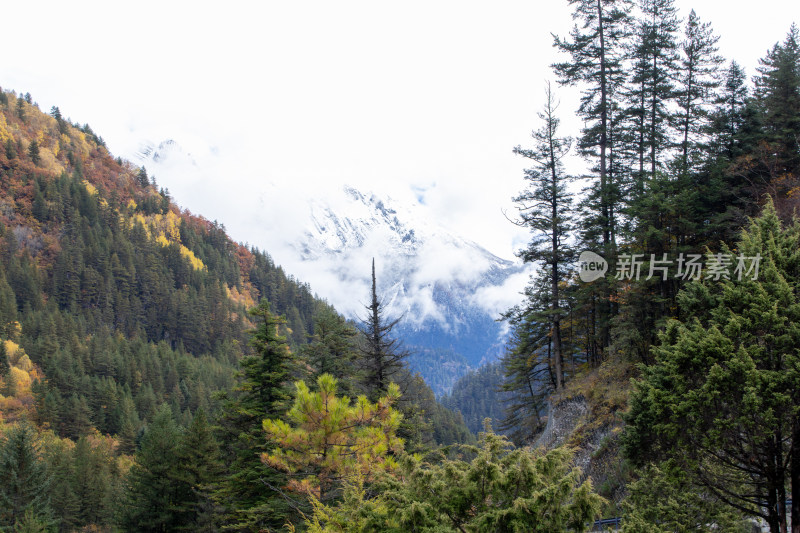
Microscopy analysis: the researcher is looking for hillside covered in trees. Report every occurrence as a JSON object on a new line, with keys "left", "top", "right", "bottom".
{"left": 0, "top": 0, "right": 799, "bottom": 530}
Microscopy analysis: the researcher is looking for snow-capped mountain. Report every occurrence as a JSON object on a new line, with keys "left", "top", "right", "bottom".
{"left": 136, "top": 139, "right": 195, "bottom": 166}
{"left": 134, "top": 140, "right": 531, "bottom": 395}
{"left": 295, "top": 186, "right": 529, "bottom": 392}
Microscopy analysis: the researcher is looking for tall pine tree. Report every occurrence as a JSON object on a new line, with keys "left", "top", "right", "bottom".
{"left": 673, "top": 9, "right": 724, "bottom": 176}
{"left": 358, "top": 260, "right": 409, "bottom": 400}
{"left": 506, "top": 82, "right": 576, "bottom": 392}
{"left": 624, "top": 0, "right": 680, "bottom": 190}
{"left": 216, "top": 300, "right": 298, "bottom": 532}
{"left": 553, "top": 0, "right": 633, "bottom": 353}
{"left": 553, "top": 0, "right": 633, "bottom": 252}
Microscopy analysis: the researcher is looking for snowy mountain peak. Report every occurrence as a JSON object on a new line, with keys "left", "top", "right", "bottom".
{"left": 300, "top": 186, "right": 432, "bottom": 259}
{"left": 294, "top": 185, "right": 530, "bottom": 371}
{"left": 131, "top": 139, "right": 531, "bottom": 393}
{"left": 136, "top": 139, "right": 195, "bottom": 166}
{"left": 300, "top": 185, "right": 511, "bottom": 270}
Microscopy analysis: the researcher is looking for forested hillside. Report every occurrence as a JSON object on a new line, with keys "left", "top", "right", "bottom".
{"left": 0, "top": 88, "right": 328, "bottom": 432}
{"left": 440, "top": 361, "right": 508, "bottom": 435}
{"left": 0, "top": 88, "right": 474, "bottom": 532}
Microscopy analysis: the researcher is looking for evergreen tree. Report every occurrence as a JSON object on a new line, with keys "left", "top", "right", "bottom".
{"left": 500, "top": 301, "right": 553, "bottom": 443}
{"left": 704, "top": 60, "right": 760, "bottom": 243}
{"left": 116, "top": 392, "right": 141, "bottom": 455}
{"left": 27, "top": 140, "right": 40, "bottom": 166}
{"left": 553, "top": 0, "right": 632, "bottom": 251}
{"left": 0, "top": 423, "right": 54, "bottom": 531}
{"left": 301, "top": 308, "right": 360, "bottom": 396}
{"left": 709, "top": 61, "right": 750, "bottom": 160}
{"left": 4, "top": 139, "right": 16, "bottom": 160}
{"left": 60, "top": 395, "right": 93, "bottom": 440}
{"left": 31, "top": 183, "right": 47, "bottom": 222}
{"left": 50, "top": 106, "right": 68, "bottom": 135}
{"left": 553, "top": 0, "right": 633, "bottom": 354}
{"left": 624, "top": 0, "right": 681, "bottom": 188}
{"left": 507, "top": 82, "right": 576, "bottom": 391}
{"left": 43, "top": 439, "right": 79, "bottom": 533}
{"left": 172, "top": 409, "right": 223, "bottom": 532}
{"left": 0, "top": 341, "right": 10, "bottom": 381}
{"left": 0, "top": 268, "right": 17, "bottom": 337}
{"left": 243, "top": 299, "right": 294, "bottom": 417}
{"left": 136, "top": 167, "right": 151, "bottom": 189}
{"left": 358, "top": 259, "right": 409, "bottom": 399}
{"left": 608, "top": 0, "right": 688, "bottom": 363}
{"left": 122, "top": 404, "right": 182, "bottom": 532}
{"left": 215, "top": 300, "right": 297, "bottom": 532}
{"left": 623, "top": 200, "right": 800, "bottom": 532}
{"left": 753, "top": 24, "right": 800, "bottom": 199}
{"left": 72, "top": 436, "right": 116, "bottom": 528}
{"left": 673, "top": 9, "right": 724, "bottom": 176}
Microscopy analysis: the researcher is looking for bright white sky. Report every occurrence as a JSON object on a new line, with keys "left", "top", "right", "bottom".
{"left": 2, "top": 0, "right": 797, "bottom": 267}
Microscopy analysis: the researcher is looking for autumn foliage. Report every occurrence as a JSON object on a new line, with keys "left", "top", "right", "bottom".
{"left": 263, "top": 374, "right": 404, "bottom": 500}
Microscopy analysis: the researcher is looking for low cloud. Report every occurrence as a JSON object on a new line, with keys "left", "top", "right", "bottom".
{"left": 138, "top": 141, "right": 529, "bottom": 333}
{"left": 470, "top": 268, "right": 533, "bottom": 318}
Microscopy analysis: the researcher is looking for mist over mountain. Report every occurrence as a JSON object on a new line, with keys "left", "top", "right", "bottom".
{"left": 299, "top": 187, "right": 525, "bottom": 347}
{"left": 137, "top": 142, "right": 532, "bottom": 393}
{"left": 136, "top": 139, "right": 190, "bottom": 165}
{"left": 297, "top": 185, "right": 531, "bottom": 393}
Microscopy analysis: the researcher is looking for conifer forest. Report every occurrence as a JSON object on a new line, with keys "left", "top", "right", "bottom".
{"left": 0, "top": 1, "right": 799, "bottom": 531}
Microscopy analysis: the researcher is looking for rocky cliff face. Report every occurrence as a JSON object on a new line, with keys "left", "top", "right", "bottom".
{"left": 532, "top": 356, "right": 634, "bottom": 510}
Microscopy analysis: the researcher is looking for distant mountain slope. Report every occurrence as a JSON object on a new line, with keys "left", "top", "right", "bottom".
{"left": 441, "top": 361, "right": 509, "bottom": 434}
{"left": 0, "top": 89, "right": 328, "bottom": 436}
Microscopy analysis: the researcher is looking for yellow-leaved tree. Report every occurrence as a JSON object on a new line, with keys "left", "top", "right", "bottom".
{"left": 262, "top": 374, "right": 404, "bottom": 502}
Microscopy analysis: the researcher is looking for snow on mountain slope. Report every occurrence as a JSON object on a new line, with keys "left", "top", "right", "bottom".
{"left": 295, "top": 186, "right": 529, "bottom": 367}
{"left": 135, "top": 140, "right": 532, "bottom": 394}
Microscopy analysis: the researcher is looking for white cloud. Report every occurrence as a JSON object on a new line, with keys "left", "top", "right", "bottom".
{"left": 1, "top": 0, "right": 796, "bottom": 328}
{"left": 470, "top": 268, "right": 534, "bottom": 317}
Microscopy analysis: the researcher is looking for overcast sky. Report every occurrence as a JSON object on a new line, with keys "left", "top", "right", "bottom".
{"left": 2, "top": 0, "right": 797, "bottom": 268}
